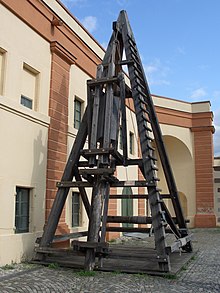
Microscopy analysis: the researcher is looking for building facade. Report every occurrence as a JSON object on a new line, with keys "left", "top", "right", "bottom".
{"left": 0, "top": 0, "right": 216, "bottom": 265}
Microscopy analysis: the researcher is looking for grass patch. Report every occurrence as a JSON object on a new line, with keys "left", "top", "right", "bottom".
{"left": 181, "top": 265, "right": 187, "bottom": 271}
{"left": 163, "top": 273, "right": 177, "bottom": 280}
{"left": 48, "top": 263, "right": 59, "bottom": 269}
{"left": 133, "top": 273, "right": 148, "bottom": 278}
{"left": 190, "top": 255, "right": 197, "bottom": 261}
{"left": 1, "top": 264, "right": 15, "bottom": 270}
{"left": 110, "top": 270, "right": 122, "bottom": 275}
{"left": 108, "top": 238, "right": 117, "bottom": 243}
{"left": 75, "top": 270, "right": 97, "bottom": 277}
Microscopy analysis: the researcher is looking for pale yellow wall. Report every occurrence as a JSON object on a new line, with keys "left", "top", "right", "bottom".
{"left": 153, "top": 95, "right": 192, "bottom": 113}
{"left": 192, "top": 101, "right": 211, "bottom": 113}
{"left": 0, "top": 98, "right": 50, "bottom": 265}
{"left": 21, "top": 64, "right": 40, "bottom": 111}
{"left": 0, "top": 5, "right": 51, "bottom": 265}
{"left": 0, "top": 4, "right": 51, "bottom": 116}
{"left": 68, "top": 65, "right": 89, "bottom": 135}
{"left": 153, "top": 95, "right": 210, "bottom": 114}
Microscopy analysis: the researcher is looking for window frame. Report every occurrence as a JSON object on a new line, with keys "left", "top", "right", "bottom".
{"left": 0, "top": 48, "right": 6, "bottom": 96}
{"left": 21, "top": 63, "right": 39, "bottom": 111}
{"left": 119, "top": 126, "right": 123, "bottom": 150}
{"left": 129, "top": 131, "right": 134, "bottom": 155}
{"left": 20, "top": 94, "right": 33, "bottom": 109}
{"left": 72, "top": 192, "right": 81, "bottom": 227}
{"left": 15, "top": 187, "right": 30, "bottom": 234}
{"left": 74, "top": 97, "right": 83, "bottom": 130}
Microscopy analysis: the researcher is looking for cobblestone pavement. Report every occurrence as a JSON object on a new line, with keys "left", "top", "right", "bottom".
{"left": 0, "top": 229, "right": 220, "bottom": 293}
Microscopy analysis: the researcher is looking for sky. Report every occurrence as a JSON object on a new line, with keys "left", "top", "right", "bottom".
{"left": 60, "top": 0, "right": 220, "bottom": 156}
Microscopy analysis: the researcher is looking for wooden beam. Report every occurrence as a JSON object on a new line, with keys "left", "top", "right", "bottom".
{"left": 107, "top": 216, "right": 152, "bottom": 224}
{"left": 36, "top": 231, "right": 88, "bottom": 244}
{"left": 109, "top": 193, "right": 171, "bottom": 199}
{"left": 87, "top": 76, "right": 118, "bottom": 87}
{"left": 57, "top": 180, "right": 156, "bottom": 188}
{"left": 78, "top": 168, "right": 115, "bottom": 176}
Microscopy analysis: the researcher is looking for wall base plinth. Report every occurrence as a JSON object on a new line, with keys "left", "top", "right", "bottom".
{"left": 194, "top": 214, "right": 216, "bottom": 227}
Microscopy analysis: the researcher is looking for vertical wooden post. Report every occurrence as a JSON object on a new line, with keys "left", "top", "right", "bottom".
{"left": 84, "top": 179, "right": 108, "bottom": 270}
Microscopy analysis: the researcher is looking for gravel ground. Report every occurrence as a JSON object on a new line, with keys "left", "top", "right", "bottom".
{"left": 0, "top": 228, "right": 219, "bottom": 293}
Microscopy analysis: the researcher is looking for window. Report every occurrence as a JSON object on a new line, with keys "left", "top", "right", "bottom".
{"left": 0, "top": 48, "right": 6, "bottom": 95}
{"left": 72, "top": 192, "right": 80, "bottom": 227}
{"left": 74, "top": 98, "right": 82, "bottom": 129}
{"left": 21, "top": 95, "right": 33, "bottom": 109}
{"left": 15, "top": 187, "right": 30, "bottom": 233}
{"left": 129, "top": 131, "right": 134, "bottom": 155}
{"left": 119, "top": 127, "right": 123, "bottom": 150}
{"left": 21, "top": 63, "right": 39, "bottom": 110}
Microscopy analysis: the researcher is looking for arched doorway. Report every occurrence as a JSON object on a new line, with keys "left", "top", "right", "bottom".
{"left": 154, "top": 135, "right": 195, "bottom": 226}
{"left": 121, "top": 187, "right": 133, "bottom": 228}
{"left": 179, "top": 192, "right": 188, "bottom": 219}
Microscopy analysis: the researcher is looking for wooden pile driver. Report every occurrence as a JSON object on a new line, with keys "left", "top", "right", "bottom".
{"left": 35, "top": 10, "right": 192, "bottom": 274}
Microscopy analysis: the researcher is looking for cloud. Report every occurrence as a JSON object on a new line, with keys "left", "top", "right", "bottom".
{"left": 81, "top": 16, "right": 97, "bottom": 33}
{"left": 189, "top": 88, "right": 207, "bottom": 100}
{"left": 61, "top": 0, "right": 87, "bottom": 8}
{"left": 144, "top": 59, "right": 171, "bottom": 86}
{"left": 145, "top": 65, "right": 158, "bottom": 75}
{"left": 177, "top": 46, "right": 186, "bottom": 55}
{"left": 100, "top": 42, "right": 108, "bottom": 50}
{"left": 116, "top": 0, "right": 130, "bottom": 6}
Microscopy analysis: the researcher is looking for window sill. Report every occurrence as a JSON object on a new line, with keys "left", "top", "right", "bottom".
{"left": 0, "top": 95, "right": 50, "bottom": 127}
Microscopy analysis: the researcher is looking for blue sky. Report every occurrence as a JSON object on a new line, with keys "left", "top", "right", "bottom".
{"left": 60, "top": 0, "right": 220, "bottom": 156}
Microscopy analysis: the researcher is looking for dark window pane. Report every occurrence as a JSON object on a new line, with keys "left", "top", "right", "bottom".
{"left": 129, "top": 132, "right": 134, "bottom": 154}
{"left": 74, "top": 99, "right": 82, "bottom": 129}
{"left": 21, "top": 95, "right": 33, "bottom": 109}
{"left": 15, "top": 187, "right": 30, "bottom": 233}
{"left": 72, "top": 192, "right": 80, "bottom": 227}
{"left": 119, "top": 127, "right": 123, "bottom": 150}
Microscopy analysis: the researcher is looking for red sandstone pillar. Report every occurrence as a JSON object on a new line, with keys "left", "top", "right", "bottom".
{"left": 46, "top": 42, "right": 76, "bottom": 236}
{"left": 192, "top": 111, "right": 216, "bottom": 227}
